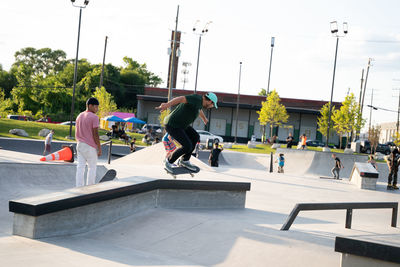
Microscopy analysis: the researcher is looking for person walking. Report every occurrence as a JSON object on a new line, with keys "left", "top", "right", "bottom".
{"left": 156, "top": 92, "right": 218, "bottom": 172}
{"left": 286, "top": 133, "right": 294, "bottom": 149}
{"left": 386, "top": 148, "right": 399, "bottom": 190}
{"left": 331, "top": 153, "right": 344, "bottom": 179}
{"left": 43, "top": 129, "right": 54, "bottom": 155}
{"left": 75, "top": 97, "right": 102, "bottom": 187}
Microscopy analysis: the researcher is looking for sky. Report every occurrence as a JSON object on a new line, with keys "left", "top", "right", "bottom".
{"left": 1, "top": 0, "right": 400, "bottom": 130}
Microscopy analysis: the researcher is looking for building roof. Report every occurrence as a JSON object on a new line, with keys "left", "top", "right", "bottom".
{"left": 138, "top": 87, "right": 342, "bottom": 114}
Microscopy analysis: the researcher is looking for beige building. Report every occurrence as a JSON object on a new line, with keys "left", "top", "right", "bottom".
{"left": 378, "top": 122, "right": 397, "bottom": 143}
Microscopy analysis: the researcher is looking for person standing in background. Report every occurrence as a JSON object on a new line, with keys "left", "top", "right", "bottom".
{"left": 43, "top": 130, "right": 54, "bottom": 155}
{"left": 75, "top": 97, "right": 101, "bottom": 187}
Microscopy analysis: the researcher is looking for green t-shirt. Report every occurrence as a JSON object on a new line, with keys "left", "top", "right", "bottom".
{"left": 164, "top": 94, "right": 203, "bottom": 129}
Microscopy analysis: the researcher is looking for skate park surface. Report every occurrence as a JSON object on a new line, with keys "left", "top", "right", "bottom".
{"left": 0, "top": 142, "right": 399, "bottom": 267}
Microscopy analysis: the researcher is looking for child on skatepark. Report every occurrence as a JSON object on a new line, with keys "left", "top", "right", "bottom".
{"left": 276, "top": 153, "right": 285, "bottom": 173}
{"left": 162, "top": 133, "right": 177, "bottom": 162}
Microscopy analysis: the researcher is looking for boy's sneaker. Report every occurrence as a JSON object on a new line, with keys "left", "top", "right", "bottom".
{"left": 387, "top": 184, "right": 393, "bottom": 190}
{"left": 179, "top": 160, "right": 197, "bottom": 171}
{"left": 164, "top": 160, "right": 174, "bottom": 173}
{"left": 393, "top": 185, "right": 399, "bottom": 190}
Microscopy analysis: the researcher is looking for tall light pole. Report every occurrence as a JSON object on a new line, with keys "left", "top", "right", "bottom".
{"left": 99, "top": 36, "right": 108, "bottom": 88}
{"left": 234, "top": 62, "right": 242, "bottom": 144}
{"left": 193, "top": 21, "right": 211, "bottom": 94}
{"left": 266, "top": 37, "right": 275, "bottom": 95}
{"left": 68, "top": 0, "right": 89, "bottom": 139}
{"left": 326, "top": 21, "right": 348, "bottom": 149}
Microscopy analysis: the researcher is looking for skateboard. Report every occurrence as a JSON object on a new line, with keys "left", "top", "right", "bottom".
{"left": 320, "top": 176, "right": 342, "bottom": 180}
{"left": 99, "top": 169, "right": 117, "bottom": 183}
{"left": 164, "top": 165, "right": 200, "bottom": 179}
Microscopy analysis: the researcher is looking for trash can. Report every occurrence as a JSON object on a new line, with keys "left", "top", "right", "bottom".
{"left": 206, "top": 138, "right": 214, "bottom": 149}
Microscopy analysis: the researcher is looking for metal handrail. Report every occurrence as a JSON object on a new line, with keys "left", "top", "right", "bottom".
{"left": 280, "top": 202, "right": 398, "bottom": 231}
{"left": 101, "top": 140, "right": 112, "bottom": 164}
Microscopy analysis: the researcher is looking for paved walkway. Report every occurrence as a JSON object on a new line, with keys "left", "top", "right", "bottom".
{"left": 0, "top": 145, "right": 399, "bottom": 266}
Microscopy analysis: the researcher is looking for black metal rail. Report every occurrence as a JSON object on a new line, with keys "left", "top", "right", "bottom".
{"left": 101, "top": 140, "right": 112, "bottom": 164}
{"left": 280, "top": 202, "right": 398, "bottom": 230}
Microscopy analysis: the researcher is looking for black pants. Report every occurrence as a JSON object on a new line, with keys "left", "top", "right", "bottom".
{"left": 165, "top": 125, "right": 199, "bottom": 164}
{"left": 388, "top": 168, "right": 398, "bottom": 186}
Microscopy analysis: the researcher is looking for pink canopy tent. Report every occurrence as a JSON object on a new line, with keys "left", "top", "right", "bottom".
{"left": 111, "top": 112, "right": 136, "bottom": 120}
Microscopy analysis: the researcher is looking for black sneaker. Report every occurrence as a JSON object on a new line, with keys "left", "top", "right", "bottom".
{"left": 393, "top": 185, "right": 399, "bottom": 190}
{"left": 179, "top": 160, "right": 197, "bottom": 171}
{"left": 387, "top": 185, "right": 394, "bottom": 190}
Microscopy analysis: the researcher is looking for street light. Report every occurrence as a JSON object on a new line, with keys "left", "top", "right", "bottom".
{"left": 234, "top": 62, "right": 242, "bottom": 144}
{"left": 325, "top": 21, "right": 348, "bottom": 150}
{"left": 193, "top": 20, "right": 212, "bottom": 94}
{"left": 266, "top": 37, "right": 275, "bottom": 95}
{"left": 68, "top": 0, "right": 89, "bottom": 139}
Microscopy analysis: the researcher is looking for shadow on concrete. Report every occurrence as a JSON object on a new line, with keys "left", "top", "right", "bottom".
{"left": 37, "top": 208, "right": 336, "bottom": 266}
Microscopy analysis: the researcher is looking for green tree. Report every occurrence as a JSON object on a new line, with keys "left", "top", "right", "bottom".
{"left": 317, "top": 103, "right": 336, "bottom": 144}
{"left": 158, "top": 109, "right": 170, "bottom": 127}
{"left": 122, "top": 57, "right": 162, "bottom": 86}
{"left": 13, "top": 47, "right": 67, "bottom": 78}
{"left": 93, "top": 86, "right": 117, "bottom": 119}
{"left": 0, "top": 88, "right": 15, "bottom": 118}
{"left": 332, "top": 93, "right": 363, "bottom": 148}
{"left": 0, "top": 65, "right": 17, "bottom": 98}
{"left": 257, "top": 89, "right": 289, "bottom": 138}
{"left": 258, "top": 88, "right": 267, "bottom": 96}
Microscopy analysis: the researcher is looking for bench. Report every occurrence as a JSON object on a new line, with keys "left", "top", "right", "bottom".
{"left": 280, "top": 202, "right": 398, "bottom": 231}
{"left": 9, "top": 179, "right": 251, "bottom": 239}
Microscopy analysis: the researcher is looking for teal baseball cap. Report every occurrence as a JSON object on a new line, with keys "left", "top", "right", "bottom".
{"left": 205, "top": 92, "right": 218, "bottom": 109}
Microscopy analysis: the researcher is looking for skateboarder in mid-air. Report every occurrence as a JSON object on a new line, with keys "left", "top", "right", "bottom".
{"left": 156, "top": 92, "right": 218, "bottom": 173}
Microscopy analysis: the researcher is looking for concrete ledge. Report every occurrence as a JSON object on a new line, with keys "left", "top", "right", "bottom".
{"left": 335, "top": 236, "right": 400, "bottom": 266}
{"left": 350, "top": 162, "right": 379, "bottom": 190}
{"left": 9, "top": 179, "right": 251, "bottom": 239}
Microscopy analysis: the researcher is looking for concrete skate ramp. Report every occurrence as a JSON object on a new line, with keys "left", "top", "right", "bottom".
{"left": 0, "top": 162, "right": 107, "bottom": 236}
{"left": 276, "top": 148, "right": 368, "bottom": 178}
{"left": 220, "top": 150, "right": 269, "bottom": 170}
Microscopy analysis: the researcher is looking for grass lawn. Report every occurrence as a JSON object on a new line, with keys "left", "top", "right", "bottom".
{"left": 226, "top": 143, "right": 276, "bottom": 154}
{"left": 225, "top": 142, "right": 371, "bottom": 156}
{"left": 0, "top": 118, "right": 146, "bottom": 146}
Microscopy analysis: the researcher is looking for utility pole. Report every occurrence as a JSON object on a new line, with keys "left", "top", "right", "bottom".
{"left": 361, "top": 58, "right": 372, "bottom": 117}
{"left": 99, "top": 36, "right": 108, "bottom": 88}
{"left": 368, "top": 88, "right": 374, "bottom": 131}
{"left": 355, "top": 69, "right": 364, "bottom": 140}
{"left": 167, "top": 5, "right": 180, "bottom": 102}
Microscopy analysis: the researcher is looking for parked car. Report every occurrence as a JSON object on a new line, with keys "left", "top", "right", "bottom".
{"left": 360, "top": 140, "right": 371, "bottom": 154}
{"left": 306, "top": 140, "right": 326, "bottom": 147}
{"left": 139, "top": 124, "right": 162, "bottom": 134}
{"left": 197, "top": 130, "right": 224, "bottom": 144}
{"left": 385, "top": 141, "right": 397, "bottom": 151}
{"left": 376, "top": 143, "right": 391, "bottom": 155}
{"left": 360, "top": 140, "right": 390, "bottom": 155}
{"left": 7, "top": 115, "right": 33, "bottom": 121}
{"left": 59, "top": 121, "right": 76, "bottom": 126}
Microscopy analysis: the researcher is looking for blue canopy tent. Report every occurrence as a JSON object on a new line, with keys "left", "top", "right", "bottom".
{"left": 124, "top": 117, "right": 146, "bottom": 124}
{"left": 103, "top": 115, "right": 125, "bottom": 122}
